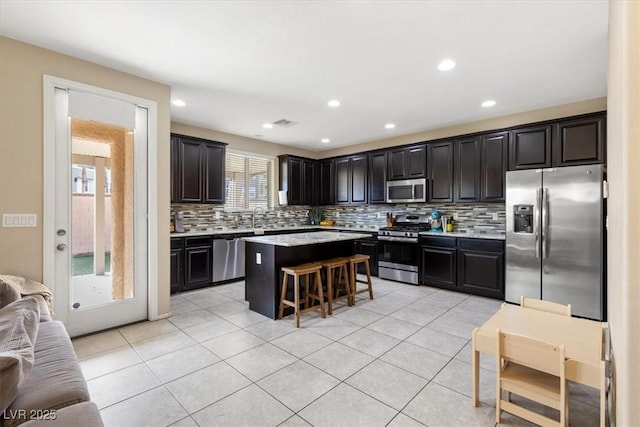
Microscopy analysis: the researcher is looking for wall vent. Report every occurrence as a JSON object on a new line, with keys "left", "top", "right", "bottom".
{"left": 273, "top": 119, "right": 298, "bottom": 128}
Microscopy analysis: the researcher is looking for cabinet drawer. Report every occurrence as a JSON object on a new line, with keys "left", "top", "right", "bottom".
{"left": 458, "top": 238, "right": 504, "bottom": 252}
{"left": 419, "top": 236, "right": 457, "bottom": 247}
{"left": 171, "top": 237, "right": 184, "bottom": 249}
{"left": 185, "top": 236, "right": 212, "bottom": 247}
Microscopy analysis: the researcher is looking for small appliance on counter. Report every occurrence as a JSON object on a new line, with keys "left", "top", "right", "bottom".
{"left": 429, "top": 209, "right": 443, "bottom": 232}
{"left": 174, "top": 211, "right": 185, "bottom": 233}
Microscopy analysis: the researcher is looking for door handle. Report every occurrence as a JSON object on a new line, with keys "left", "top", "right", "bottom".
{"left": 56, "top": 243, "right": 67, "bottom": 251}
{"left": 542, "top": 188, "right": 549, "bottom": 258}
{"left": 535, "top": 188, "right": 541, "bottom": 258}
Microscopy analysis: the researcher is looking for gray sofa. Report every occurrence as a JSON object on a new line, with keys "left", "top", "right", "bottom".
{"left": 0, "top": 282, "right": 104, "bottom": 427}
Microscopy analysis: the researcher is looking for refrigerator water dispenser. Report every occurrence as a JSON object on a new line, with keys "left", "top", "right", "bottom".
{"left": 513, "top": 205, "right": 533, "bottom": 233}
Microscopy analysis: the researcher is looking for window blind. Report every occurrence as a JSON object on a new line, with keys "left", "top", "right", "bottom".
{"left": 225, "top": 153, "right": 271, "bottom": 210}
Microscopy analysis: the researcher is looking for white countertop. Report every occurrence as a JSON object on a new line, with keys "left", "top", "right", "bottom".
{"left": 419, "top": 231, "right": 505, "bottom": 240}
{"left": 170, "top": 225, "right": 375, "bottom": 238}
{"left": 243, "top": 231, "right": 373, "bottom": 247}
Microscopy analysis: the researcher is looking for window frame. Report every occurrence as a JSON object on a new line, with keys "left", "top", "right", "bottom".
{"left": 224, "top": 150, "right": 275, "bottom": 212}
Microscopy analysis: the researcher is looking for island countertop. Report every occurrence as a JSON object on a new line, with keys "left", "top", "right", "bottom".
{"left": 243, "top": 231, "right": 372, "bottom": 247}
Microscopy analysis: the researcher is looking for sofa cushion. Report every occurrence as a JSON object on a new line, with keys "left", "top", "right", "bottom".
{"left": 0, "top": 297, "right": 40, "bottom": 414}
{"left": 29, "top": 296, "right": 52, "bottom": 323}
{"left": 0, "top": 282, "right": 21, "bottom": 309}
{"left": 2, "top": 321, "right": 90, "bottom": 427}
{"left": 20, "top": 402, "right": 104, "bottom": 427}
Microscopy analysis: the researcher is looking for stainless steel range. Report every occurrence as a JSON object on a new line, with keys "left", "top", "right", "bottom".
{"left": 378, "top": 214, "right": 431, "bottom": 284}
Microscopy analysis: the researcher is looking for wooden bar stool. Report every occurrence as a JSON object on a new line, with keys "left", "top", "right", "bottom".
{"left": 322, "top": 257, "right": 352, "bottom": 315}
{"left": 278, "top": 263, "right": 326, "bottom": 328}
{"left": 347, "top": 254, "right": 374, "bottom": 305}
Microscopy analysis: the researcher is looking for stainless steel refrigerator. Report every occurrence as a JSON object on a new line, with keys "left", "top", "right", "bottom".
{"left": 505, "top": 164, "right": 605, "bottom": 320}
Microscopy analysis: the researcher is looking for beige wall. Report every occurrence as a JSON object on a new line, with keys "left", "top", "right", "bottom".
{"left": 0, "top": 36, "right": 172, "bottom": 316}
{"left": 607, "top": 1, "right": 640, "bottom": 425}
{"left": 171, "top": 122, "right": 318, "bottom": 159}
{"left": 320, "top": 98, "right": 607, "bottom": 158}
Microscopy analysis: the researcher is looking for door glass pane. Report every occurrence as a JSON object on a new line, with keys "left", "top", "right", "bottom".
{"left": 70, "top": 118, "right": 134, "bottom": 309}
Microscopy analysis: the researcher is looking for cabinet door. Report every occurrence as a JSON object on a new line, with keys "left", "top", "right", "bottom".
{"left": 427, "top": 141, "right": 454, "bottom": 203}
{"left": 509, "top": 125, "right": 552, "bottom": 170}
{"left": 457, "top": 249, "right": 504, "bottom": 299}
{"left": 288, "top": 157, "right": 303, "bottom": 205}
{"left": 203, "top": 142, "right": 225, "bottom": 204}
{"left": 420, "top": 245, "right": 457, "bottom": 288}
{"left": 407, "top": 145, "right": 427, "bottom": 178}
{"left": 178, "top": 139, "right": 203, "bottom": 202}
{"left": 302, "top": 160, "right": 315, "bottom": 205}
{"left": 170, "top": 136, "right": 179, "bottom": 203}
{"left": 319, "top": 160, "right": 334, "bottom": 205}
{"left": 553, "top": 115, "right": 605, "bottom": 166}
{"left": 351, "top": 155, "right": 368, "bottom": 204}
{"left": 185, "top": 246, "right": 212, "bottom": 289}
{"left": 368, "top": 151, "right": 387, "bottom": 204}
{"left": 170, "top": 248, "right": 184, "bottom": 294}
{"left": 481, "top": 132, "right": 508, "bottom": 202}
{"left": 454, "top": 137, "right": 481, "bottom": 202}
{"left": 387, "top": 148, "right": 406, "bottom": 180}
{"left": 335, "top": 158, "right": 350, "bottom": 204}
{"left": 355, "top": 241, "right": 378, "bottom": 276}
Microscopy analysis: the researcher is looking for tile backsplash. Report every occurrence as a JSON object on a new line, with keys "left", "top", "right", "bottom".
{"left": 170, "top": 203, "right": 505, "bottom": 233}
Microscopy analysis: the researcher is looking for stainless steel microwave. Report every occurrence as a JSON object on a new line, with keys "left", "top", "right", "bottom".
{"left": 386, "top": 178, "right": 427, "bottom": 203}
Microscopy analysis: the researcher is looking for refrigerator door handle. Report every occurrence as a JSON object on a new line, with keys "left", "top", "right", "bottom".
{"left": 542, "top": 187, "right": 550, "bottom": 258}
{"left": 535, "top": 188, "right": 542, "bottom": 258}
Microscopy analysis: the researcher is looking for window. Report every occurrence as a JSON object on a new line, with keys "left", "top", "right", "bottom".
{"left": 225, "top": 153, "right": 272, "bottom": 210}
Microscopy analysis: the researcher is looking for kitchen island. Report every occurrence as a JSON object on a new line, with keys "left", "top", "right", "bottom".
{"left": 243, "top": 231, "right": 372, "bottom": 319}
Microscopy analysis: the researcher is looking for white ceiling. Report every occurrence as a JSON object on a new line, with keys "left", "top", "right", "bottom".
{"left": 0, "top": 1, "right": 609, "bottom": 152}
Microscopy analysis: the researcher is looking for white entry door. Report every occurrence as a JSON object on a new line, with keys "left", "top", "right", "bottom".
{"left": 44, "top": 76, "right": 156, "bottom": 337}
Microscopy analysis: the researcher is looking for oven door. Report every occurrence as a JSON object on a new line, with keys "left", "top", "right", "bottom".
{"left": 378, "top": 240, "right": 419, "bottom": 284}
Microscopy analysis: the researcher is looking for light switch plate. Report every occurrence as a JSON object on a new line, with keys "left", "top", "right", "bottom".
{"left": 492, "top": 212, "right": 499, "bottom": 220}
{"left": 2, "top": 214, "right": 37, "bottom": 228}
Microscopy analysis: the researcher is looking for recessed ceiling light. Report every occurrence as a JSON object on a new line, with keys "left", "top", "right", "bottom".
{"left": 481, "top": 100, "right": 497, "bottom": 108}
{"left": 321, "top": 138, "right": 330, "bottom": 143}
{"left": 384, "top": 123, "right": 396, "bottom": 129}
{"left": 327, "top": 99, "right": 341, "bottom": 108}
{"left": 437, "top": 59, "right": 456, "bottom": 71}
{"left": 262, "top": 123, "right": 274, "bottom": 129}
{"left": 172, "top": 99, "right": 186, "bottom": 107}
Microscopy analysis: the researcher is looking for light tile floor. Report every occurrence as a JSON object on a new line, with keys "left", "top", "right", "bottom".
{"left": 73, "top": 277, "right": 602, "bottom": 427}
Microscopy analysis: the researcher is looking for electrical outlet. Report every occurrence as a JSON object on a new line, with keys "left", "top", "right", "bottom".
{"left": 277, "top": 211, "right": 281, "bottom": 218}
{"left": 336, "top": 212, "right": 340, "bottom": 218}
{"left": 492, "top": 212, "right": 499, "bottom": 221}
{"left": 215, "top": 211, "right": 221, "bottom": 219}
{"left": 376, "top": 212, "right": 381, "bottom": 218}
{"left": 256, "top": 253, "right": 262, "bottom": 264}
{"left": 453, "top": 212, "right": 459, "bottom": 220}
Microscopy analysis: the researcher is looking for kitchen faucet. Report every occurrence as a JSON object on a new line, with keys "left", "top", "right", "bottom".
{"left": 252, "top": 206, "right": 266, "bottom": 229}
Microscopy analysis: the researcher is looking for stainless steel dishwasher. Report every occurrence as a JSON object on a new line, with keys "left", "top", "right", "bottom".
{"left": 212, "top": 236, "right": 245, "bottom": 282}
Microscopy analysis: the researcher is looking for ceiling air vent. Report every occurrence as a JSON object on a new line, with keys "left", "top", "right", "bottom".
{"left": 273, "top": 119, "right": 298, "bottom": 128}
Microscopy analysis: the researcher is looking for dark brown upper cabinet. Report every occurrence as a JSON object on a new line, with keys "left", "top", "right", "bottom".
{"left": 278, "top": 155, "right": 315, "bottom": 206}
{"left": 480, "top": 132, "right": 509, "bottom": 202}
{"left": 553, "top": 114, "right": 605, "bottom": 167}
{"left": 427, "top": 141, "right": 454, "bottom": 203}
{"left": 387, "top": 145, "right": 427, "bottom": 180}
{"left": 454, "top": 136, "right": 481, "bottom": 202}
{"left": 172, "top": 134, "right": 226, "bottom": 204}
{"left": 508, "top": 124, "right": 553, "bottom": 170}
{"left": 368, "top": 151, "right": 387, "bottom": 204}
{"left": 318, "top": 159, "right": 335, "bottom": 205}
{"left": 335, "top": 154, "right": 368, "bottom": 204}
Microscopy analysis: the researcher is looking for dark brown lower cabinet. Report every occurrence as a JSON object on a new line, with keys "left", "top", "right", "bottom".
{"left": 420, "top": 243, "right": 457, "bottom": 288}
{"left": 184, "top": 237, "right": 212, "bottom": 291}
{"left": 419, "top": 236, "right": 505, "bottom": 299}
{"left": 170, "top": 238, "right": 184, "bottom": 294}
{"left": 354, "top": 239, "right": 378, "bottom": 277}
{"left": 457, "top": 239, "right": 504, "bottom": 299}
